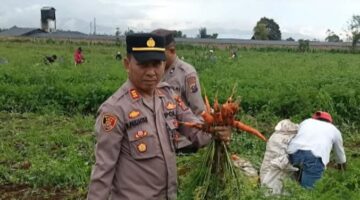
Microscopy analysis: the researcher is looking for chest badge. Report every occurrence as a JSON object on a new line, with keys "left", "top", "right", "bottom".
{"left": 137, "top": 143, "right": 147, "bottom": 153}
{"left": 166, "top": 102, "right": 176, "bottom": 110}
{"left": 173, "top": 120, "right": 179, "bottom": 128}
{"left": 169, "top": 67, "right": 175, "bottom": 74}
{"left": 135, "top": 130, "right": 148, "bottom": 139}
{"left": 174, "top": 96, "right": 188, "bottom": 111}
{"left": 129, "top": 110, "right": 140, "bottom": 119}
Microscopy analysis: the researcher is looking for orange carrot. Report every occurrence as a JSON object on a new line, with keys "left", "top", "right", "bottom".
{"left": 179, "top": 121, "right": 203, "bottom": 129}
{"left": 232, "top": 121, "right": 267, "bottom": 142}
{"left": 204, "top": 95, "right": 211, "bottom": 114}
{"left": 213, "top": 96, "right": 220, "bottom": 112}
{"left": 201, "top": 111, "right": 214, "bottom": 124}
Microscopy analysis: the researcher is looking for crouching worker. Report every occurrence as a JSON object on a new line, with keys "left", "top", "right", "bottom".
{"left": 260, "top": 119, "right": 299, "bottom": 195}
{"left": 43, "top": 54, "right": 57, "bottom": 65}
{"left": 115, "top": 51, "right": 122, "bottom": 60}
{"left": 74, "top": 47, "right": 85, "bottom": 65}
{"left": 86, "top": 33, "right": 231, "bottom": 200}
{"left": 287, "top": 111, "right": 346, "bottom": 188}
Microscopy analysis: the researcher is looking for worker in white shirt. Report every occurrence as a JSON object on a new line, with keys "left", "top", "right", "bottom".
{"left": 287, "top": 111, "right": 346, "bottom": 188}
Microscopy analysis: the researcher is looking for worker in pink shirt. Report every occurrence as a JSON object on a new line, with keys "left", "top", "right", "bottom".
{"left": 74, "top": 47, "right": 85, "bottom": 65}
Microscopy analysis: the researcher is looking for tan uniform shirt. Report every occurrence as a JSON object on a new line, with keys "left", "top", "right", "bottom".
{"left": 87, "top": 80, "right": 211, "bottom": 200}
{"left": 162, "top": 56, "right": 204, "bottom": 116}
{"left": 162, "top": 57, "right": 205, "bottom": 148}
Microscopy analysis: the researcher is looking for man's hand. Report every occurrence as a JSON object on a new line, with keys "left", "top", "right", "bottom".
{"left": 213, "top": 126, "right": 232, "bottom": 145}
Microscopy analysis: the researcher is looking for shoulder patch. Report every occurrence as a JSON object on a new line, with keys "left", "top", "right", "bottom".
{"left": 187, "top": 76, "right": 198, "bottom": 93}
{"left": 102, "top": 113, "right": 118, "bottom": 132}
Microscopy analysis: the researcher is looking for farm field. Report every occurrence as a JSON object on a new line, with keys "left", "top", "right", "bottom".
{"left": 0, "top": 39, "right": 360, "bottom": 199}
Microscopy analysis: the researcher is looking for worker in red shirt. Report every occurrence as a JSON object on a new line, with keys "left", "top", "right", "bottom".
{"left": 74, "top": 47, "right": 85, "bottom": 65}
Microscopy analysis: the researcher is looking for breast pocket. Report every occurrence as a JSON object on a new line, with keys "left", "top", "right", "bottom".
{"left": 127, "top": 129, "right": 158, "bottom": 160}
{"left": 165, "top": 119, "right": 179, "bottom": 152}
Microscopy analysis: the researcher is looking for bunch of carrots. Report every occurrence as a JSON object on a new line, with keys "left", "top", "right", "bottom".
{"left": 179, "top": 91, "right": 267, "bottom": 199}
{"left": 182, "top": 94, "right": 267, "bottom": 142}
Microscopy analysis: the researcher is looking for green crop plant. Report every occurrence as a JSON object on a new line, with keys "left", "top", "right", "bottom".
{"left": 1, "top": 39, "right": 360, "bottom": 199}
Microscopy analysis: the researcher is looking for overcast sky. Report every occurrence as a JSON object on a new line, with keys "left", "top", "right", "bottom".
{"left": 1, "top": 0, "right": 359, "bottom": 40}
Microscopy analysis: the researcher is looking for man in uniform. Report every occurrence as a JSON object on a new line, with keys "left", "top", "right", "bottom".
{"left": 87, "top": 33, "right": 231, "bottom": 200}
{"left": 151, "top": 29, "right": 205, "bottom": 154}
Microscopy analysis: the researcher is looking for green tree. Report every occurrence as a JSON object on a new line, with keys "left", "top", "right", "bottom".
{"left": 325, "top": 29, "right": 341, "bottom": 42}
{"left": 286, "top": 37, "right": 295, "bottom": 41}
{"left": 174, "top": 30, "right": 186, "bottom": 38}
{"left": 298, "top": 39, "right": 310, "bottom": 52}
{"left": 115, "top": 27, "right": 121, "bottom": 46}
{"left": 198, "top": 27, "right": 208, "bottom": 38}
{"left": 252, "top": 23, "right": 268, "bottom": 40}
{"left": 348, "top": 15, "right": 360, "bottom": 49}
{"left": 198, "top": 27, "right": 218, "bottom": 39}
{"left": 211, "top": 33, "right": 218, "bottom": 39}
{"left": 124, "top": 28, "right": 135, "bottom": 36}
{"left": 252, "top": 17, "right": 281, "bottom": 40}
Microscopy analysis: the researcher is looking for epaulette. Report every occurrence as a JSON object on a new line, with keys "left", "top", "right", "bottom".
{"left": 157, "top": 81, "right": 171, "bottom": 89}
{"left": 111, "top": 87, "right": 128, "bottom": 101}
{"left": 177, "top": 59, "right": 196, "bottom": 75}
{"left": 157, "top": 82, "right": 176, "bottom": 97}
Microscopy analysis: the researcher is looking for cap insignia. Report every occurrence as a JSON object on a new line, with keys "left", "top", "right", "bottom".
{"left": 147, "top": 37, "right": 156, "bottom": 47}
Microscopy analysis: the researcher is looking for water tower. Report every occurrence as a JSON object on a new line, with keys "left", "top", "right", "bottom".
{"left": 41, "top": 7, "right": 56, "bottom": 32}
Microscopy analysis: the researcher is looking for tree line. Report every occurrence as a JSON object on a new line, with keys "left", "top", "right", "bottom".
{"left": 113, "top": 15, "right": 360, "bottom": 48}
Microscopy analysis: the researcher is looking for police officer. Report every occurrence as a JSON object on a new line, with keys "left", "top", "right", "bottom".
{"left": 151, "top": 29, "right": 205, "bottom": 154}
{"left": 87, "top": 33, "right": 231, "bottom": 200}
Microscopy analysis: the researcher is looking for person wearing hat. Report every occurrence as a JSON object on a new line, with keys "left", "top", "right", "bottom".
{"left": 151, "top": 28, "right": 205, "bottom": 154}
{"left": 260, "top": 119, "right": 299, "bottom": 195}
{"left": 115, "top": 51, "right": 122, "bottom": 60}
{"left": 86, "top": 33, "right": 231, "bottom": 200}
{"left": 287, "top": 111, "right": 346, "bottom": 188}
